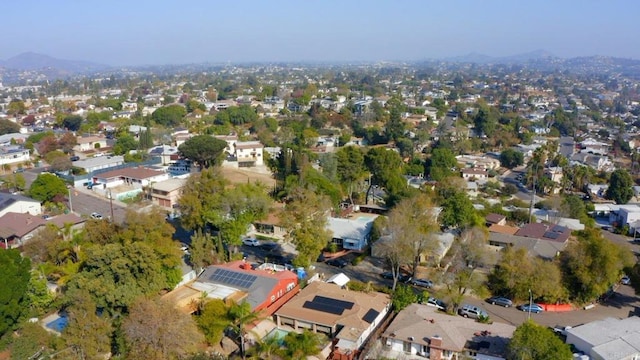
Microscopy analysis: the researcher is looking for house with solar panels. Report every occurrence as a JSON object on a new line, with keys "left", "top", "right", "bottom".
{"left": 163, "top": 260, "right": 299, "bottom": 316}
{"left": 274, "top": 281, "right": 391, "bottom": 360}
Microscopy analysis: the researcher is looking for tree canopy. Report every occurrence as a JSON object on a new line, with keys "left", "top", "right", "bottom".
{"left": 499, "top": 148, "right": 524, "bottom": 169}
{"left": 62, "top": 115, "right": 83, "bottom": 131}
{"left": 507, "top": 320, "right": 572, "bottom": 360}
{"left": 426, "top": 148, "right": 458, "bottom": 181}
{"left": 178, "top": 135, "right": 228, "bottom": 168}
{"left": 0, "top": 249, "right": 31, "bottom": 337}
{"left": 0, "top": 118, "right": 21, "bottom": 135}
{"left": 29, "top": 173, "right": 68, "bottom": 203}
{"left": 151, "top": 104, "right": 187, "bottom": 127}
{"left": 215, "top": 104, "right": 258, "bottom": 125}
{"left": 605, "top": 169, "right": 633, "bottom": 204}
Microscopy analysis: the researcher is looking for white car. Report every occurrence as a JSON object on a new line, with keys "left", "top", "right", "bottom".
{"left": 622, "top": 275, "right": 631, "bottom": 285}
{"left": 242, "top": 238, "right": 261, "bottom": 247}
{"left": 91, "top": 212, "right": 103, "bottom": 220}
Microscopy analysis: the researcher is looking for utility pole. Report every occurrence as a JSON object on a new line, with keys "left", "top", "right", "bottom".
{"left": 528, "top": 163, "right": 538, "bottom": 224}
{"left": 107, "top": 190, "right": 114, "bottom": 221}
{"left": 528, "top": 289, "right": 533, "bottom": 320}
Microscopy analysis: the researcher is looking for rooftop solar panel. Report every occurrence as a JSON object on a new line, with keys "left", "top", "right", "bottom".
{"left": 313, "top": 295, "right": 354, "bottom": 310}
{"left": 362, "top": 308, "right": 379, "bottom": 324}
{"left": 544, "top": 231, "right": 561, "bottom": 239}
{"left": 302, "top": 300, "right": 345, "bottom": 315}
{"left": 209, "top": 268, "right": 257, "bottom": 289}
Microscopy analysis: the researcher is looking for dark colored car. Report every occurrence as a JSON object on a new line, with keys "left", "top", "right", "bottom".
{"left": 70, "top": 156, "right": 80, "bottom": 161}
{"left": 410, "top": 278, "right": 434, "bottom": 288}
{"left": 487, "top": 296, "right": 513, "bottom": 307}
{"left": 260, "top": 242, "right": 278, "bottom": 251}
{"left": 326, "top": 258, "right": 349, "bottom": 268}
{"left": 381, "top": 272, "right": 411, "bottom": 283}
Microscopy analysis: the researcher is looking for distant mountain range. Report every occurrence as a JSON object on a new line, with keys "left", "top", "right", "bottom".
{"left": 441, "top": 49, "right": 557, "bottom": 64}
{"left": 0, "top": 52, "right": 109, "bottom": 73}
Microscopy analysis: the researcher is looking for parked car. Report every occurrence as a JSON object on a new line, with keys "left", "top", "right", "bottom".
{"left": 242, "top": 238, "right": 261, "bottom": 247}
{"left": 622, "top": 275, "right": 631, "bottom": 285}
{"left": 381, "top": 272, "right": 411, "bottom": 283}
{"left": 486, "top": 296, "right": 513, "bottom": 307}
{"left": 13, "top": 168, "right": 24, "bottom": 174}
{"left": 425, "top": 297, "right": 446, "bottom": 311}
{"left": 410, "top": 278, "right": 434, "bottom": 288}
{"left": 520, "top": 303, "right": 544, "bottom": 313}
{"left": 260, "top": 242, "right": 278, "bottom": 251}
{"left": 91, "top": 212, "right": 103, "bottom": 220}
{"left": 458, "top": 304, "right": 488, "bottom": 319}
{"left": 70, "top": 156, "right": 80, "bottom": 161}
{"left": 326, "top": 258, "right": 349, "bottom": 268}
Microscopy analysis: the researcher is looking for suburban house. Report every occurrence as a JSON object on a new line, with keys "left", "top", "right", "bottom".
{"left": 327, "top": 216, "right": 376, "bottom": 252}
{"left": 0, "top": 193, "right": 41, "bottom": 217}
{"left": 570, "top": 153, "right": 614, "bottom": 172}
{"left": 456, "top": 155, "right": 501, "bottom": 170}
{"left": 0, "top": 212, "right": 47, "bottom": 249}
{"left": 74, "top": 135, "right": 108, "bottom": 153}
{"left": 566, "top": 317, "right": 640, "bottom": 360}
{"left": 148, "top": 145, "right": 179, "bottom": 165}
{"left": 488, "top": 223, "right": 571, "bottom": 259}
{"left": 378, "top": 303, "right": 515, "bottom": 360}
{"left": 235, "top": 141, "right": 264, "bottom": 167}
{"left": 150, "top": 178, "right": 187, "bottom": 209}
{"left": 485, "top": 213, "right": 507, "bottom": 226}
{"left": 163, "top": 260, "right": 299, "bottom": 316}
{"left": 253, "top": 208, "right": 287, "bottom": 240}
{"left": 48, "top": 213, "right": 86, "bottom": 235}
{"left": 461, "top": 168, "right": 488, "bottom": 180}
{"left": 544, "top": 167, "right": 563, "bottom": 194}
{"left": 92, "top": 166, "right": 169, "bottom": 190}
{"left": 0, "top": 145, "right": 30, "bottom": 166}
{"left": 372, "top": 232, "right": 455, "bottom": 265}
{"left": 72, "top": 155, "right": 125, "bottom": 178}
{"left": 580, "top": 138, "right": 609, "bottom": 155}
{"left": 274, "top": 281, "right": 391, "bottom": 360}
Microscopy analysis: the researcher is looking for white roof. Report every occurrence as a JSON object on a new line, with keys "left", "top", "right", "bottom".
{"left": 327, "top": 217, "right": 374, "bottom": 241}
{"left": 568, "top": 317, "right": 640, "bottom": 354}
{"left": 326, "top": 273, "right": 350, "bottom": 287}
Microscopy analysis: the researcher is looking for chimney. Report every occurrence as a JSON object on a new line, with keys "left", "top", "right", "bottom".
{"left": 430, "top": 335, "right": 443, "bottom": 360}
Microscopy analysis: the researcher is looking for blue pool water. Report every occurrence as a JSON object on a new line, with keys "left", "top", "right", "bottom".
{"left": 265, "top": 328, "right": 290, "bottom": 344}
{"left": 46, "top": 316, "right": 68, "bottom": 332}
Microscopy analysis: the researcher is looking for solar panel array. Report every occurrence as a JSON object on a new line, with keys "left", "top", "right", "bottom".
{"left": 302, "top": 295, "right": 355, "bottom": 315}
{"left": 543, "top": 231, "right": 561, "bottom": 239}
{"left": 210, "top": 268, "right": 257, "bottom": 289}
{"left": 362, "top": 308, "right": 379, "bottom": 324}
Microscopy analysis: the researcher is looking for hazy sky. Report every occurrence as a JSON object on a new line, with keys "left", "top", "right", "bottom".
{"left": 2, "top": 0, "right": 638, "bottom": 65}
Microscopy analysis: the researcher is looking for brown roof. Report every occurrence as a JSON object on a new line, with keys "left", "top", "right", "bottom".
{"left": 488, "top": 224, "right": 519, "bottom": 235}
{"left": 96, "top": 166, "right": 165, "bottom": 180}
{"left": 0, "top": 212, "right": 46, "bottom": 238}
{"left": 382, "top": 303, "right": 515, "bottom": 356}
{"left": 461, "top": 168, "right": 488, "bottom": 175}
{"left": 513, "top": 223, "right": 571, "bottom": 243}
{"left": 48, "top": 213, "right": 85, "bottom": 228}
{"left": 485, "top": 213, "right": 506, "bottom": 224}
{"left": 275, "top": 281, "right": 390, "bottom": 331}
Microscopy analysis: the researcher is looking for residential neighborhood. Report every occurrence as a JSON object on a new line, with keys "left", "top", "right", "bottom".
{"left": 3, "top": 40, "right": 640, "bottom": 360}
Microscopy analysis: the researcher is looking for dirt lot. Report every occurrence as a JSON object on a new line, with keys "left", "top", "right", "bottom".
{"left": 220, "top": 166, "right": 277, "bottom": 188}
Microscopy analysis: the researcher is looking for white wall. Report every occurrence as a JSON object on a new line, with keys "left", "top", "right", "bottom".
{"left": 0, "top": 200, "right": 41, "bottom": 217}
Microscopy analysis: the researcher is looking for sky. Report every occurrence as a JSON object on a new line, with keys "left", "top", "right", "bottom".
{"left": 1, "top": 0, "right": 639, "bottom": 66}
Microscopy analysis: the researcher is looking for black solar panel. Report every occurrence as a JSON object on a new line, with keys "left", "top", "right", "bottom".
{"left": 303, "top": 300, "right": 345, "bottom": 315}
{"left": 544, "top": 231, "right": 561, "bottom": 239}
{"left": 313, "top": 296, "right": 354, "bottom": 310}
{"left": 209, "top": 268, "right": 257, "bottom": 289}
{"left": 552, "top": 225, "right": 567, "bottom": 233}
{"left": 362, "top": 308, "right": 379, "bottom": 324}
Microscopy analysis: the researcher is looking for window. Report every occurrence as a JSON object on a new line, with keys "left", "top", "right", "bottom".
{"left": 403, "top": 341, "right": 411, "bottom": 353}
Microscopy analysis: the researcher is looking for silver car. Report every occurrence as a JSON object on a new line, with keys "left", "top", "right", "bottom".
{"left": 458, "top": 304, "right": 488, "bottom": 319}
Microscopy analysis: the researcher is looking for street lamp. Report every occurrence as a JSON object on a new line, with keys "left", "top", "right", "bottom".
{"left": 67, "top": 186, "right": 73, "bottom": 213}
{"left": 107, "top": 189, "right": 114, "bottom": 222}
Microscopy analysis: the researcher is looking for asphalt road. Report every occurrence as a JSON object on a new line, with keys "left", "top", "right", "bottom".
{"left": 500, "top": 168, "right": 543, "bottom": 204}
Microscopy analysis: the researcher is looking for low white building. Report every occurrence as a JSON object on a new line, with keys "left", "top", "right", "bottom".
{"left": 92, "top": 166, "right": 169, "bottom": 189}
{"left": 0, "top": 193, "right": 41, "bottom": 217}
{"left": 566, "top": 317, "right": 640, "bottom": 360}
{"left": 0, "top": 145, "right": 30, "bottom": 166}
{"left": 74, "top": 135, "right": 108, "bottom": 152}
{"left": 235, "top": 141, "right": 264, "bottom": 167}
{"left": 327, "top": 216, "right": 376, "bottom": 252}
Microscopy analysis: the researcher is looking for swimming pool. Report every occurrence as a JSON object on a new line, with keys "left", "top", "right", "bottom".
{"left": 45, "top": 316, "right": 68, "bottom": 332}
{"left": 264, "top": 328, "right": 289, "bottom": 344}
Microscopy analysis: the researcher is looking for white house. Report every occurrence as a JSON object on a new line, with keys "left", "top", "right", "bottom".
{"left": 234, "top": 141, "right": 264, "bottom": 167}
{"left": 92, "top": 166, "right": 169, "bottom": 189}
{"left": 0, "top": 193, "right": 41, "bottom": 217}
{"left": 327, "top": 216, "right": 375, "bottom": 252}
{"left": 74, "top": 135, "right": 108, "bottom": 152}
{"left": 461, "top": 168, "right": 488, "bottom": 180}
{"left": 0, "top": 145, "right": 30, "bottom": 166}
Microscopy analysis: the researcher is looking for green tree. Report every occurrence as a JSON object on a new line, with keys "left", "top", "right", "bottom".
{"left": 281, "top": 330, "right": 323, "bottom": 359}
{"left": 499, "top": 148, "right": 524, "bottom": 169}
{"left": 336, "top": 146, "right": 366, "bottom": 202}
{"left": 45, "top": 150, "right": 72, "bottom": 172}
{"left": 29, "top": 173, "right": 68, "bottom": 202}
{"left": 123, "top": 298, "right": 203, "bottom": 360}
{"left": 58, "top": 132, "right": 78, "bottom": 154}
{"left": 0, "top": 249, "right": 31, "bottom": 337}
{"left": 113, "top": 134, "right": 139, "bottom": 155}
{"left": 228, "top": 301, "right": 261, "bottom": 360}
{"left": 62, "top": 115, "right": 83, "bottom": 131}
{"left": 507, "top": 320, "right": 572, "bottom": 360}
{"left": 186, "top": 99, "right": 206, "bottom": 113}
{"left": 151, "top": 104, "right": 187, "bottom": 127}
{"left": 439, "top": 189, "right": 478, "bottom": 229}
{"left": 425, "top": 148, "right": 458, "bottom": 181}
{"left": 197, "top": 299, "right": 231, "bottom": 346}
{"left": 605, "top": 169, "right": 634, "bottom": 204}
{"left": 7, "top": 323, "right": 61, "bottom": 360}
{"left": 178, "top": 135, "right": 228, "bottom": 168}
{"left": 392, "top": 284, "right": 418, "bottom": 311}
{"left": 25, "top": 272, "right": 55, "bottom": 315}
{"left": 189, "top": 230, "right": 221, "bottom": 272}
{"left": 65, "top": 242, "right": 171, "bottom": 313}
{"left": 282, "top": 187, "right": 332, "bottom": 267}
{"left": 473, "top": 102, "right": 498, "bottom": 137}
{"left": 0, "top": 118, "right": 21, "bottom": 135}
{"left": 364, "top": 146, "right": 409, "bottom": 205}
{"left": 217, "top": 182, "right": 272, "bottom": 247}
{"left": 7, "top": 99, "right": 26, "bottom": 115}
{"left": 215, "top": 105, "right": 258, "bottom": 125}
{"left": 560, "top": 228, "right": 633, "bottom": 303}
{"left": 178, "top": 167, "right": 228, "bottom": 231}
{"left": 64, "top": 291, "right": 113, "bottom": 359}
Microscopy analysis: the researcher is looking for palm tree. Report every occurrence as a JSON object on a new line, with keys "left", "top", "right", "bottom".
{"left": 228, "top": 301, "right": 262, "bottom": 360}
{"left": 247, "top": 335, "right": 282, "bottom": 360}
